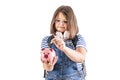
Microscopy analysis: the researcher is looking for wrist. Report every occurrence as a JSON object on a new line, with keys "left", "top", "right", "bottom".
{"left": 46, "top": 65, "right": 54, "bottom": 71}
{"left": 62, "top": 46, "right": 68, "bottom": 52}
{"left": 43, "top": 64, "right": 54, "bottom": 71}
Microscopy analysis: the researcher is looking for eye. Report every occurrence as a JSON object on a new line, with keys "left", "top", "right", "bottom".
{"left": 55, "top": 19, "right": 68, "bottom": 24}
{"left": 55, "top": 19, "right": 60, "bottom": 22}
{"left": 63, "top": 21, "right": 68, "bottom": 23}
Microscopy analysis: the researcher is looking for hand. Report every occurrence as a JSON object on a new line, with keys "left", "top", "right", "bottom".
{"left": 42, "top": 56, "right": 58, "bottom": 71}
{"left": 51, "top": 37, "right": 66, "bottom": 51}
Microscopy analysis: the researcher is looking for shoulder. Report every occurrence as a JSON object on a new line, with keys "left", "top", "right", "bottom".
{"left": 76, "top": 34, "right": 87, "bottom": 50}
{"left": 76, "top": 34, "right": 86, "bottom": 42}
{"left": 42, "top": 34, "right": 53, "bottom": 41}
{"left": 77, "top": 34, "right": 84, "bottom": 39}
{"left": 41, "top": 35, "right": 52, "bottom": 49}
{"left": 42, "top": 36, "right": 49, "bottom": 41}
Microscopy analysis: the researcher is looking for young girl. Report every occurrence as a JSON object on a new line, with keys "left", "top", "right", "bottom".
{"left": 41, "top": 5, "right": 87, "bottom": 80}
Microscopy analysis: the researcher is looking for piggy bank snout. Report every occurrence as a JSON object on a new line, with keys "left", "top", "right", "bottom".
{"left": 44, "top": 54, "right": 48, "bottom": 58}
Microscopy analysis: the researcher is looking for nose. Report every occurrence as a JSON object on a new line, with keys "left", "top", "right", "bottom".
{"left": 59, "top": 22, "right": 64, "bottom": 26}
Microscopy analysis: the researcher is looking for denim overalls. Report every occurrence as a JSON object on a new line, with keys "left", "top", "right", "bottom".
{"left": 44, "top": 40, "right": 85, "bottom": 80}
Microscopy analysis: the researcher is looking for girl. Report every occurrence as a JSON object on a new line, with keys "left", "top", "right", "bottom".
{"left": 41, "top": 5, "right": 87, "bottom": 80}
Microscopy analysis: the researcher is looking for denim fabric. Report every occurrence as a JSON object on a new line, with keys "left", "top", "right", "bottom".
{"left": 44, "top": 39, "right": 85, "bottom": 80}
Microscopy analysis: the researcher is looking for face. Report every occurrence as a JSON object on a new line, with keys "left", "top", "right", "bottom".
{"left": 55, "top": 12, "right": 68, "bottom": 32}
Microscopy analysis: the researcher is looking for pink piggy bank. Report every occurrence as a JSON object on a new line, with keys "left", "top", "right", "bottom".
{"left": 41, "top": 48, "right": 56, "bottom": 63}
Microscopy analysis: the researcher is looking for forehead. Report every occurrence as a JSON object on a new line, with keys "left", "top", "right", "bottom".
{"left": 56, "top": 12, "right": 67, "bottom": 20}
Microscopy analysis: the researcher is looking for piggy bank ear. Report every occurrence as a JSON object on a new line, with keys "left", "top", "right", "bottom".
{"left": 49, "top": 48, "right": 53, "bottom": 52}
{"left": 41, "top": 48, "right": 45, "bottom": 51}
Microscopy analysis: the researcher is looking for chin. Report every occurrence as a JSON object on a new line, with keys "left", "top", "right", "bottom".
{"left": 57, "top": 30, "right": 66, "bottom": 32}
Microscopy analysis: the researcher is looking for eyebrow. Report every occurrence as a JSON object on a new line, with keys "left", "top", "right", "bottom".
{"left": 55, "top": 18, "right": 67, "bottom": 21}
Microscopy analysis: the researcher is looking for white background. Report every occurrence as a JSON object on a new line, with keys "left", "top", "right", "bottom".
{"left": 0, "top": 0, "right": 120, "bottom": 80}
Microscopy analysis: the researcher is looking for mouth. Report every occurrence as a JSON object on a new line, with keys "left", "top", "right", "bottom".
{"left": 57, "top": 27, "right": 65, "bottom": 30}
{"left": 59, "top": 26, "right": 65, "bottom": 28}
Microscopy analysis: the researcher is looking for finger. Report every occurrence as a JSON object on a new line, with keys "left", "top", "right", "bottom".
{"left": 51, "top": 39, "right": 58, "bottom": 46}
{"left": 42, "top": 60, "right": 48, "bottom": 64}
{"left": 43, "top": 61, "right": 51, "bottom": 66}
{"left": 52, "top": 56, "right": 58, "bottom": 65}
{"left": 48, "top": 62, "right": 52, "bottom": 66}
{"left": 41, "top": 59, "right": 44, "bottom": 63}
{"left": 51, "top": 38, "right": 57, "bottom": 44}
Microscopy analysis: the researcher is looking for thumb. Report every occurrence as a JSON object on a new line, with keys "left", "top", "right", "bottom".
{"left": 52, "top": 56, "right": 58, "bottom": 65}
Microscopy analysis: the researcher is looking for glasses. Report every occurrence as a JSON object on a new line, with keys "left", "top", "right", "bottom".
{"left": 55, "top": 19, "right": 68, "bottom": 25}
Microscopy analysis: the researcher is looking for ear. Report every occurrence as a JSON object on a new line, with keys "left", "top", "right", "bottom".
{"left": 41, "top": 48, "right": 45, "bottom": 51}
{"left": 49, "top": 48, "right": 53, "bottom": 52}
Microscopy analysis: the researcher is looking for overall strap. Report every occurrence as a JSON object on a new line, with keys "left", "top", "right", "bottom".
{"left": 72, "top": 35, "right": 78, "bottom": 49}
{"left": 47, "top": 35, "right": 54, "bottom": 47}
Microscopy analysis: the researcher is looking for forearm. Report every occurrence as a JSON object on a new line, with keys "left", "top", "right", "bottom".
{"left": 51, "top": 37, "right": 86, "bottom": 63}
{"left": 62, "top": 46, "right": 85, "bottom": 63}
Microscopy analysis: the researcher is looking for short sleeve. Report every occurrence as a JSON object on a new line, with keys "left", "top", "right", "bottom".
{"left": 76, "top": 34, "right": 87, "bottom": 51}
{"left": 41, "top": 36, "right": 50, "bottom": 49}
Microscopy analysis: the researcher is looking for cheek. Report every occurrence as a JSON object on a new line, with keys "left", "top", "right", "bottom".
{"left": 65, "top": 25, "right": 68, "bottom": 30}
{"left": 55, "top": 24, "right": 59, "bottom": 30}
{"left": 55, "top": 24, "right": 57, "bottom": 28}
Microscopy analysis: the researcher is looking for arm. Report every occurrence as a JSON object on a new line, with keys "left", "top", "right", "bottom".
{"left": 51, "top": 34, "right": 87, "bottom": 63}
{"left": 63, "top": 46, "right": 86, "bottom": 63}
{"left": 41, "top": 36, "right": 58, "bottom": 71}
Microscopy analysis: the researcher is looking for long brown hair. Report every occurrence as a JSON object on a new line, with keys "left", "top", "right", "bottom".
{"left": 50, "top": 5, "right": 79, "bottom": 39}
